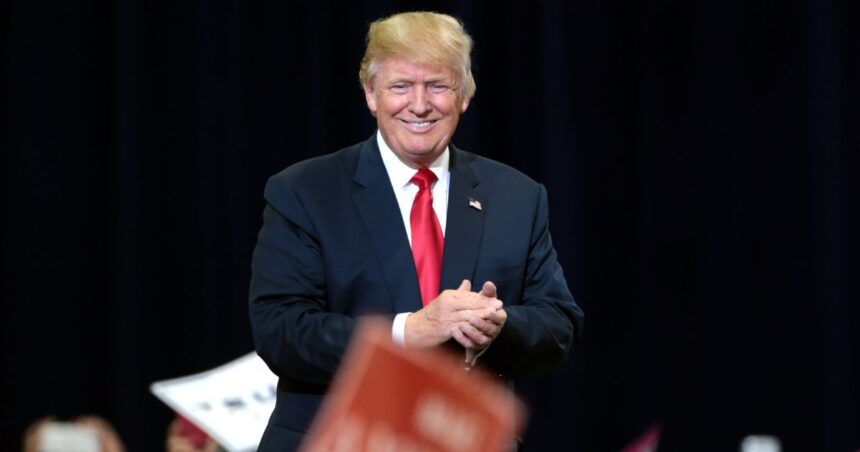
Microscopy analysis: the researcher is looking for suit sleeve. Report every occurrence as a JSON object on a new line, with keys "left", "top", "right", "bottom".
{"left": 479, "top": 184, "right": 584, "bottom": 378}
{"left": 248, "top": 176, "right": 354, "bottom": 385}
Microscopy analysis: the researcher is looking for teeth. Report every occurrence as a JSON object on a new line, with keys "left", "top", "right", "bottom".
{"left": 411, "top": 121, "right": 431, "bottom": 126}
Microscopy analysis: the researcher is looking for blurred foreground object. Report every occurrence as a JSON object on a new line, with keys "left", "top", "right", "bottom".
{"left": 301, "top": 318, "right": 525, "bottom": 452}
{"left": 740, "top": 435, "right": 781, "bottom": 452}
{"left": 620, "top": 424, "right": 662, "bottom": 452}
{"left": 166, "top": 416, "right": 221, "bottom": 452}
{"left": 151, "top": 353, "right": 278, "bottom": 451}
{"left": 22, "top": 416, "right": 125, "bottom": 452}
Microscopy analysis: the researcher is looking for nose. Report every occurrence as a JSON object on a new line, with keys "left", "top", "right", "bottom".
{"left": 409, "top": 86, "right": 431, "bottom": 115}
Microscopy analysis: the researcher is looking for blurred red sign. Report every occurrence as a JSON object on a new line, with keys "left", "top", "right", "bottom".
{"left": 300, "top": 318, "right": 525, "bottom": 452}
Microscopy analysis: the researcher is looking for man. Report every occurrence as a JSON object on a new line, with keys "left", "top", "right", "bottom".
{"left": 249, "top": 11, "right": 583, "bottom": 450}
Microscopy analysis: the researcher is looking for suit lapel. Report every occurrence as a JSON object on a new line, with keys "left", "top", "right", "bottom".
{"left": 440, "top": 147, "right": 484, "bottom": 291}
{"left": 352, "top": 138, "right": 423, "bottom": 313}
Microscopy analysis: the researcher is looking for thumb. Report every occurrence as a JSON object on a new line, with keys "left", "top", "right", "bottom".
{"left": 458, "top": 279, "right": 472, "bottom": 291}
{"left": 479, "top": 281, "right": 497, "bottom": 298}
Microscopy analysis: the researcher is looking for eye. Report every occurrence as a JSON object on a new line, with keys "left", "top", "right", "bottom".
{"left": 390, "top": 84, "right": 409, "bottom": 94}
{"left": 429, "top": 83, "right": 450, "bottom": 94}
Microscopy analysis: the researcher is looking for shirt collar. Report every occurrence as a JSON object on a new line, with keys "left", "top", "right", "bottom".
{"left": 376, "top": 130, "right": 449, "bottom": 188}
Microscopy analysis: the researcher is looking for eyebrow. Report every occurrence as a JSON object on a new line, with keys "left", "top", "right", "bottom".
{"left": 386, "top": 76, "right": 452, "bottom": 85}
{"left": 386, "top": 78, "right": 413, "bottom": 85}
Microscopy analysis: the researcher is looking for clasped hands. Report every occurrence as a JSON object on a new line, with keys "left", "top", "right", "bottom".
{"left": 404, "top": 279, "right": 507, "bottom": 356}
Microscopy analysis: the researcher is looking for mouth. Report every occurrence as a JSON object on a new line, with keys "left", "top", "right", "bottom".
{"left": 398, "top": 118, "right": 439, "bottom": 133}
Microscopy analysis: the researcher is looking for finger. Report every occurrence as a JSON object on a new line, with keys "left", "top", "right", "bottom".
{"left": 446, "top": 293, "right": 502, "bottom": 312}
{"left": 23, "top": 418, "right": 54, "bottom": 451}
{"left": 167, "top": 437, "right": 196, "bottom": 452}
{"left": 452, "top": 306, "right": 500, "bottom": 324}
{"left": 482, "top": 307, "right": 508, "bottom": 325}
{"left": 459, "top": 322, "right": 492, "bottom": 346}
{"left": 167, "top": 418, "right": 182, "bottom": 435}
{"left": 468, "top": 316, "right": 499, "bottom": 336}
{"left": 458, "top": 279, "right": 472, "bottom": 291}
{"left": 464, "top": 319, "right": 499, "bottom": 342}
{"left": 73, "top": 416, "right": 104, "bottom": 428}
{"left": 451, "top": 325, "right": 476, "bottom": 348}
{"left": 204, "top": 438, "right": 221, "bottom": 452}
{"left": 479, "top": 281, "right": 497, "bottom": 298}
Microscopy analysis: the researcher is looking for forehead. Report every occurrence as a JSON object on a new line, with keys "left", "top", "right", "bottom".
{"left": 374, "top": 58, "right": 457, "bottom": 82}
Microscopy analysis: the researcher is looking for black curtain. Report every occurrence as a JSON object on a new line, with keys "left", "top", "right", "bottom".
{"left": 2, "top": 1, "right": 857, "bottom": 450}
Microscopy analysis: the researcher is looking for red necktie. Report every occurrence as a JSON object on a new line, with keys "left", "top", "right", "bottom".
{"left": 410, "top": 168, "right": 444, "bottom": 306}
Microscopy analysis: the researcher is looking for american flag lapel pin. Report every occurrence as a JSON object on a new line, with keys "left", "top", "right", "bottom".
{"left": 468, "top": 197, "right": 482, "bottom": 211}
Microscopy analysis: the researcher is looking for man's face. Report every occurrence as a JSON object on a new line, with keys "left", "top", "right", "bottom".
{"left": 363, "top": 58, "right": 470, "bottom": 168}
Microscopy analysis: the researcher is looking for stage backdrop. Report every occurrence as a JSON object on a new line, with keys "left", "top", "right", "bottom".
{"left": 2, "top": 1, "right": 857, "bottom": 450}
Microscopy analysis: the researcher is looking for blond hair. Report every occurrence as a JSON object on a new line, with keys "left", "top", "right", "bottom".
{"left": 359, "top": 11, "right": 476, "bottom": 99}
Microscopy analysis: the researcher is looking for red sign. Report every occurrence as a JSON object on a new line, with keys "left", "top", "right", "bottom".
{"left": 301, "top": 318, "right": 525, "bottom": 452}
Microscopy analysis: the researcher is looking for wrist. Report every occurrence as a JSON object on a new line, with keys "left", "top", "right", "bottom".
{"left": 404, "top": 309, "right": 444, "bottom": 348}
{"left": 404, "top": 310, "right": 421, "bottom": 347}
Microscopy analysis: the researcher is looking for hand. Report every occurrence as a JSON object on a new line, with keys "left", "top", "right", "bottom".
{"left": 453, "top": 281, "right": 507, "bottom": 355}
{"left": 166, "top": 417, "right": 219, "bottom": 452}
{"left": 75, "top": 416, "right": 126, "bottom": 452}
{"left": 23, "top": 416, "right": 126, "bottom": 452}
{"left": 22, "top": 417, "right": 51, "bottom": 452}
{"left": 405, "top": 279, "right": 502, "bottom": 348}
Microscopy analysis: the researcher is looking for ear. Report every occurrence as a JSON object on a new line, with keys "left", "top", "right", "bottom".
{"left": 459, "top": 95, "right": 471, "bottom": 113}
{"left": 363, "top": 82, "right": 378, "bottom": 117}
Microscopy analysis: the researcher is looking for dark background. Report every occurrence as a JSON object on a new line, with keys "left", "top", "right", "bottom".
{"left": 2, "top": 0, "right": 857, "bottom": 450}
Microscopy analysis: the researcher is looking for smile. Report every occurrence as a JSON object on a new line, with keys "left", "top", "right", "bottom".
{"left": 399, "top": 118, "right": 439, "bottom": 132}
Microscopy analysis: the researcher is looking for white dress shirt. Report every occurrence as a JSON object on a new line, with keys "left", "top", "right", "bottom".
{"left": 376, "top": 131, "right": 450, "bottom": 346}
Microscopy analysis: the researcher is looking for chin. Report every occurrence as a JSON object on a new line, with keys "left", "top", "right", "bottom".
{"left": 407, "top": 147, "right": 441, "bottom": 160}
{"left": 409, "top": 139, "right": 443, "bottom": 153}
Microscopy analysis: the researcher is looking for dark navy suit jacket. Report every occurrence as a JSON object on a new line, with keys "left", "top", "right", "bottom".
{"left": 249, "top": 136, "right": 583, "bottom": 450}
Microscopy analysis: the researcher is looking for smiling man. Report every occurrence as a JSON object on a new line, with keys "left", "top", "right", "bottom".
{"left": 249, "top": 11, "right": 583, "bottom": 451}
{"left": 363, "top": 59, "right": 467, "bottom": 167}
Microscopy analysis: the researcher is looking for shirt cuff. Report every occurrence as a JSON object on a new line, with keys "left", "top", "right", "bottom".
{"left": 392, "top": 312, "right": 412, "bottom": 347}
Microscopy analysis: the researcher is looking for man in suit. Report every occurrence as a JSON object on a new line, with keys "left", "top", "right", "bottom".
{"left": 249, "top": 11, "right": 584, "bottom": 450}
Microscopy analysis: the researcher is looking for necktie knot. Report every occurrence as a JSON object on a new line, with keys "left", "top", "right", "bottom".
{"left": 411, "top": 168, "right": 437, "bottom": 190}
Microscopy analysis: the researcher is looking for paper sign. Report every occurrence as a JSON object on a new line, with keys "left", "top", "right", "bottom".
{"left": 150, "top": 352, "right": 278, "bottom": 451}
{"left": 301, "top": 319, "right": 525, "bottom": 452}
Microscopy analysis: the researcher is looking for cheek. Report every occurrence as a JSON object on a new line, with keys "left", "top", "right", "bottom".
{"left": 379, "top": 97, "right": 408, "bottom": 115}
{"left": 431, "top": 96, "right": 459, "bottom": 115}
